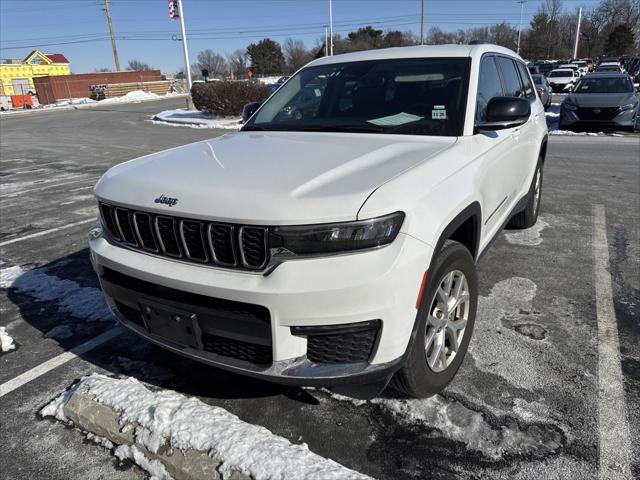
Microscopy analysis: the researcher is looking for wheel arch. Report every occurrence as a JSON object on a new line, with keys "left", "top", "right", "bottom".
{"left": 432, "top": 202, "right": 482, "bottom": 262}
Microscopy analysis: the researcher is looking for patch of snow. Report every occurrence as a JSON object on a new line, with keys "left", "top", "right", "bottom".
{"left": 545, "top": 111, "right": 560, "bottom": 118}
{"left": 0, "top": 326, "right": 16, "bottom": 352}
{"left": 45, "top": 324, "right": 74, "bottom": 339}
{"left": 256, "top": 76, "right": 282, "bottom": 85}
{"left": 369, "top": 394, "right": 561, "bottom": 459}
{"left": 504, "top": 218, "right": 549, "bottom": 246}
{"left": 0, "top": 265, "right": 24, "bottom": 288}
{"left": 2, "top": 266, "right": 112, "bottom": 322}
{"left": 100, "top": 90, "right": 160, "bottom": 104}
{"left": 44, "top": 374, "right": 371, "bottom": 480}
{"left": 549, "top": 129, "right": 601, "bottom": 136}
{"left": 86, "top": 432, "right": 115, "bottom": 450}
{"left": 151, "top": 109, "right": 241, "bottom": 130}
{"left": 54, "top": 98, "right": 97, "bottom": 107}
{"left": 114, "top": 444, "right": 173, "bottom": 480}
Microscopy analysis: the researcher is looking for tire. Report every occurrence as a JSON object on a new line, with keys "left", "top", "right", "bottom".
{"left": 508, "top": 158, "right": 543, "bottom": 229}
{"left": 392, "top": 241, "right": 478, "bottom": 398}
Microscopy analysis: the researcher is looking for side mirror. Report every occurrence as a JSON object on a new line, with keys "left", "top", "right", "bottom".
{"left": 242, "top": 101, "right": 262, "bottom": 123}
{"left": 476, "top": 97, "right": 531, "bottom": 132}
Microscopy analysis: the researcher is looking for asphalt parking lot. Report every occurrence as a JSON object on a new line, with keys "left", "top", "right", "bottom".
{"left": 1, "top": 97, "right": 639, "bottom": 480}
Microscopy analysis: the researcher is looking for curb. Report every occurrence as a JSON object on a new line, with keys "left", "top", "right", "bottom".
{"left": 63, "top": 387, "right": 250, "bottom": 480}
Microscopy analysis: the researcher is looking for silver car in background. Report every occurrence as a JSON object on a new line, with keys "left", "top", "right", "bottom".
{"left": 559, "top": 73, "right": 639, "bottom": 132}
{"left": 532, "top": 74, "right": 552, "bottom": 110}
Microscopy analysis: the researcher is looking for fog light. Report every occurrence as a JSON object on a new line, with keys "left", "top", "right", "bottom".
{"left": 88, "top": 225, "right": 103, "bottom": 241}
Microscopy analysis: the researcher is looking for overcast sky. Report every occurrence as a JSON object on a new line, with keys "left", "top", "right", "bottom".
{"left": 1, "top": 0, "right": 601, "bottom": 73}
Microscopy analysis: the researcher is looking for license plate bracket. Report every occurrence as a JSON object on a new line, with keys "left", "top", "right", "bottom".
{"left": 139, "top": 300, "right": 201, "bottom": 350}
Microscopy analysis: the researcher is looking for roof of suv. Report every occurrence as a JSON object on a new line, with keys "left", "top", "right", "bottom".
{"left": 309, "top": 43, "right": 521, "bottom": 67}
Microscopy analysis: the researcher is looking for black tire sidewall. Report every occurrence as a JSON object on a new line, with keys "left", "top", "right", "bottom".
{"left": 404, "top": 243, "right": 478, "bottom": 396}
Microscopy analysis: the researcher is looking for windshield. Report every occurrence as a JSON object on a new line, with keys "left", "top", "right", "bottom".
{"left": 596, "top": 66, "right": 620, "bottom": 72}
{"left": 549, "top": 70, "right": 572, "bottom": 77}
{"left": 532, "top": 75, "right": 544, "bottom": 85}
{"left": 574, "top": 76, "right": 633, "bottom": 93}
{"left": 243, "top": 57, "right": 470, "bottom": 137}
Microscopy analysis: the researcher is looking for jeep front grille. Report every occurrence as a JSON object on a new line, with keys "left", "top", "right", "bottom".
{"left": 99, "top": 203, "right": 269, "bottom": 271}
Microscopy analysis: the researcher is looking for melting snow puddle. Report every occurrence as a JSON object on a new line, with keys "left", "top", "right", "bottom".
{"left": 504, "top": 218, "right": 549, "bottom": 246}
{"left": 42, "top": 374, "right": 371, "bottom": 480}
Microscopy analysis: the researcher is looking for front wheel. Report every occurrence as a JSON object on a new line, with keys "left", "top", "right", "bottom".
{"left": 392, "top": 241, "right": 478, "bottom": 398}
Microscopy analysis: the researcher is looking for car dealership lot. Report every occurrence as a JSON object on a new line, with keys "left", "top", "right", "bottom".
{"left": 1, "top": 98, "right": 638, "bottom": 479}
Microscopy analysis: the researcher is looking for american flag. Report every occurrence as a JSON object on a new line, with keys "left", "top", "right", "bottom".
{"left": 169, "top": 0, "right": 179, "bottom": 20}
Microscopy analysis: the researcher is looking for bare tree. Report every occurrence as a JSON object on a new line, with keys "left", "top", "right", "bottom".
{"left": 283, "top": 38, "right": 312, "bottom": 73}
{"left": 196, "top": 49, "right": 228, "bottom": 78}
{"left": 126, "top": 60, "right": 153, "bottom": 71}
{"left": 226, "top": 49, "right": 249, "bottom": 79}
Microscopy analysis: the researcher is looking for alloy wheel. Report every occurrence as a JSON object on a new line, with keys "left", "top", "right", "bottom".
{"left": 425, "top": 270, "right": 470, "bottom": 373}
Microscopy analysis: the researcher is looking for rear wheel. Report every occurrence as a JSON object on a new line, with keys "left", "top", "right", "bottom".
{"left": 392, "top": 241, "right": 478, "bottom": 398}
{"left": 508, "top": 159, "right": 543, "bottom": 229}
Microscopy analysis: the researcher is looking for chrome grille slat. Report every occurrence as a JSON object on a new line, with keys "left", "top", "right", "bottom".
{"left": 99, "top": 203, "right": 269, "bottom": 271}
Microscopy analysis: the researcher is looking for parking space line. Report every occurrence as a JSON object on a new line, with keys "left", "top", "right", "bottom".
{"left": 0, "top": 218, "right": 95, "bottom": 247}
{"left": 592, "top": 204, "right": 632, "bottom": 480}
{"left": 0, "top": 327, "right": 122, "bottom": 398}
{"left": 0, "top": 177, "right": 96, "bottom": 198}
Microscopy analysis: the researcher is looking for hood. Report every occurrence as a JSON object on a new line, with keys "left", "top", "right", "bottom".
{"left": 95, "top": 131, "right": 456, "bottom": 224}
{"left": 568, "top": 92, "right": 636, "bottom": 108}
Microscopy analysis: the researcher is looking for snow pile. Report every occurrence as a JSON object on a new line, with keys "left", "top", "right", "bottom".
{"left": 114, "top": 444, "right": 172, "bottom": 480}
{"left": 101, "top": 90, "right": 160, "bottom": 104}
{"left": 0, "top": 326, "right": 16, "bottom": 352}
{"left": 151, "top": 109, "right": 241, "bottom": 130}
{"left": 504, "top": 217, "right": 549, "bottom": 246}
{"left": 1, "top": 265, "right": 112, "bottom": 322}
{"left": 42, "top": 374, "right": 371, "bottom": 480}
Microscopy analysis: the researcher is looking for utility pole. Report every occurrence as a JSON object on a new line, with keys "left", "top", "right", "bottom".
{"left": 516, "top": 0, "right": 526, "bottom": 55}
{"left": 103, "top": 0, "right": 120, "bottom": 71}
{"left": 420, "top": 0, "right": 424, "bottom": 45}
{"left": 329, "top": 0, "right": 334, "bottom": 55}
{"left": 176, "top": 0, "right": 193, "bottom": 108}
{"left": 325, "top": 26, "right": 329, "bottom": 56}
{"left": 573, "top": 7, "right": 582, "bottom": 59}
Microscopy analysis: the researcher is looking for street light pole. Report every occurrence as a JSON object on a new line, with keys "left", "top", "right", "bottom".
{"left": 420, "top": 0, "right": 424, "bottom": 45}
{"left": 176, "top": 0, "right": 193, "bottom": 108}
{"left": 329, "top": 0, "right": 334, "bottom": 55}
{"left": 517, "top": 0, "right": 525, "bottom": 55}
{"left": 573, "top": 7, "right": 582, "bottom": 59}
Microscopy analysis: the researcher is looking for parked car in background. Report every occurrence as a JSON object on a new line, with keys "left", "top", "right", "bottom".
{"left": 571, "top": 60, "right": 589, "bottom": 76}
{"left": 548, "top": 68, "right": 579, "bottom": 92}
{"left": 536, "top": 62, "right": 555, "bottom": 77}
{"left": 559, "top": 73, "right": 638, "bottom": 132}
{"left": 532, "top": 74, "right": 552, "bottom": 110}
{"left": 597, "top": 62, "right": 623, "bottom": 73}
{"left": 527, "top": 64, "right": 540, "bottom": 75}
{"left": 558, "top": 64, "right": 582, "bottom": 77}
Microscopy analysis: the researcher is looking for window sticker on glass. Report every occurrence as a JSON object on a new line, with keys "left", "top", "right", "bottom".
{"left": 368, "top": 112, "right": 424, "bottom": 126}
{"left": 432, "top": 106, "right": 447, "bottom": 120}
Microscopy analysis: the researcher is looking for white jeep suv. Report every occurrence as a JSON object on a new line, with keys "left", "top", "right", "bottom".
{"left": 90, "top": 44, "right": 547, "bottom": 398}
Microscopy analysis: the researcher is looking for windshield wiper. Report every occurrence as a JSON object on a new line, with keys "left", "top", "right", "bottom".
{"left": 296, "top": 125, "right": 384, "bottom": 133}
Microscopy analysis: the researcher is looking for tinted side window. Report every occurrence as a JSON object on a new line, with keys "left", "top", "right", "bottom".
{"left": 516, "top": 61, "right": 536, "bottom": 100}
{"left": 496, "top": 56, "right": 523, "bottom": 97}
{"left": 476, "top": 56, "right": 503, "bottom": 123}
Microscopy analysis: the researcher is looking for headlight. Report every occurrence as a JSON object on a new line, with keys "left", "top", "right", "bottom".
{"left": 563, "top": 100, "right": 578, "bottom": 111}
{"left": 619, "top": 103, "right": 637, "bottom": 111}
{"left": 270, "top": 212, "right": 404, "bottom": 256}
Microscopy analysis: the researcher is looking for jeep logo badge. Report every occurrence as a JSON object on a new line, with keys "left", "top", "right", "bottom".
{"left": 154, "top": 194, "right": 179, "bottom": 207}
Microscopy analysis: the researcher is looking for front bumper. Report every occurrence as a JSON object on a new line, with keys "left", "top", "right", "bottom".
{"left": 89, "top": 231, "right": 431, "bottom": 385}
{"left": 559, "top": 106, "right": 637, "bottom": 129}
